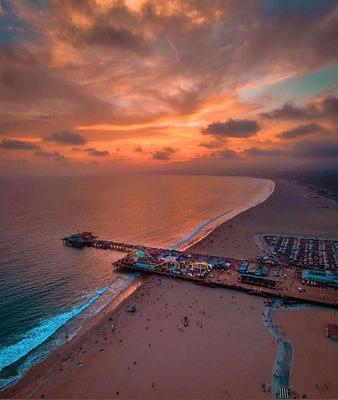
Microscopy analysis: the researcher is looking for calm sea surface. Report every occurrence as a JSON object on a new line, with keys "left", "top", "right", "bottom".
{"left": 0, "top": 175, "right": 274, "bottom": 388}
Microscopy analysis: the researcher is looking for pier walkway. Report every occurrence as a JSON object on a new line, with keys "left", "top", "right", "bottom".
{"left": 62, "top": 232, "right": 338, "bottom": 309}
{"left": 62, "top": 232, "right": 146, "bottom": 253}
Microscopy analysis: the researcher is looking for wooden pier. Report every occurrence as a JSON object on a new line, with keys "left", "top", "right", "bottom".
{"left": 115, "top": 258, "right": 338, "bottom": 309}
{"left": 62, "top": 232, "right": 145, "bottom": 253}
{"left": 62, "top": 232, "right": 338, "bottom": 308}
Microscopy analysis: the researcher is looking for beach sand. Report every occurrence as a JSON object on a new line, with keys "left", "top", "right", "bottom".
{"left": 191, "top": 179, "right": 337, "bottom": 259}
{"left": 2, "top": 179, "right": 338, "bottom": 399}
{"left": 278, "top": 307, "right": 338, "bottom": 399}
{"left": 7, "top": 278, "right": 274, "bottom": 399}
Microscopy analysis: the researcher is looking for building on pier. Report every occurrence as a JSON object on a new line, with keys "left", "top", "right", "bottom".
{"left": 239, "top": 261, "right": 249, "bottom": 274}
{"left": 63, "top": 232, "right": 97, "bottom": 248}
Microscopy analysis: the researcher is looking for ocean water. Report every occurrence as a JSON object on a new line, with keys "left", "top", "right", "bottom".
{"left": 0, "top": 175, "right": 274, "bottom": 389}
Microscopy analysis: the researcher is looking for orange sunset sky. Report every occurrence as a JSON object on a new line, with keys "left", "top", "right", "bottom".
{"left": 1, "top": 0, "right": 338, "bottom": 175}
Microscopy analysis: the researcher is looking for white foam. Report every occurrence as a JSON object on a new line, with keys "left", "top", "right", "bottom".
{"left": 0, "top": 286, "right": 108, "bottom": 373}
{"left": 172, "top": 179, "right": 275, "bottom": 251}
{"left": 0, "top": 178, "right": 275, "bottom": 390}
{"left": 0, "top": 274, "right": 138, "bottom": 390}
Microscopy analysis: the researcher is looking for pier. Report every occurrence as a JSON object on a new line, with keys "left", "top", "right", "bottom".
{"left": 62, "top": 232, "right": 338, "bottom": 308}
{"left": 62, "top": 232, "right": 144, "bottom": 252}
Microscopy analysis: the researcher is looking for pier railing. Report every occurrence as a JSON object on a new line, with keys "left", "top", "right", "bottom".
{"left": 62, "top": 232, "right": 159, "bottom": 253}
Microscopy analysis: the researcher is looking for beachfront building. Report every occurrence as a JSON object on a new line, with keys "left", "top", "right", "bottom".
{"left": 239, "top": 261, "right": 249, "bottom": 274}
{"left": 302, "top": 269, "right": 338, "bottom": 288}
{"left": 63, "top": 232, "right": 97, "bottom": 248}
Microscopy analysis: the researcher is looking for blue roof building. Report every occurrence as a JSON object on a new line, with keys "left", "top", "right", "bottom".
{"left": 239, "top": 261, "right": 249, "bottom": 274}
{"left": 302, "top": 269, "right": 338, "bottom": 287}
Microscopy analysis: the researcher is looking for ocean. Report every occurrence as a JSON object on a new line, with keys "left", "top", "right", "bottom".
{"left": 0, "top": 175, "right": 274, "bottom": 389}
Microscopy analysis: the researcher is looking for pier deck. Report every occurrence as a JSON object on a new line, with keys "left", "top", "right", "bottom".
{"left": 62, "top": 232, "right": 338, "bottom": 308}
{"left": 62, "top": 232, "right": 142, "bottom": 252}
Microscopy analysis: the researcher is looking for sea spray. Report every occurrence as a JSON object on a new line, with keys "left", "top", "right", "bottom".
{"left": 0, "top": 273, "right": 138, "bottom": 390}
{"left": 0, "top": 285, "right": 109, "bottom": 373}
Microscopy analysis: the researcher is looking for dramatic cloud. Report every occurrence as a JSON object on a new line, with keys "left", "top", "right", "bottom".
{"left": 45, "top": 131, "right": 86, "bottom": 145}
{"left": 72, "top": 147, "right": 110, "bottom": 156}
{"left": 244, "top": 147, "right": 283, "bottom": 157}
{"left": 203, "top": 119, "right": 260, "bottom": 138}
{"left": 215, "top": 149, "right": 239, "bottom": 159}
{"left": 199, "top": 140, "right": 225, "bottom": 149}
{"left": 34, "top": 150, "right": 66, "bottom": 162}
{"left": 0, "top": 138, "right": 40, "bottom": 151}
{"left": 1, "top": 1, "right": 338, "bottom": 173}
{"left": 291, "top": 140, "right": 338, "bottom": 159}
{"left": 262, "top": 96, "right": 338, "bottom": 123}
{"left": 322, "top": 96, "right": 338, "bottom": 120}
{"left": 152, "top": 147, "right": 177, "bottom": 160}
{"left": 262, "top": 103, "right": 313, "bottom": 120}
{"left": 86, "top": 148, "right": 110, "bottom": 157}
{"left": 244, "top": 139, "right": 338, "bottom": 160}
{"left": 82, "top": 24, "right": 149, "bottom": 55}
{"left": 278, "top": 123, "right": 325, "bottom": 140}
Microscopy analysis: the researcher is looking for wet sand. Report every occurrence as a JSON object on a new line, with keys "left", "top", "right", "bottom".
{"left": 278, "top": 307, "right": 338, "bottom": 399}
{"left": 2, "top": 179, "right": 338, "bottom": 399}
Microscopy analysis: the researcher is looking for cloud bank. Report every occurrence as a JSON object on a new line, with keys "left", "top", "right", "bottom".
{"left": 1, "top": 0, "right": 338, "bottom": 174}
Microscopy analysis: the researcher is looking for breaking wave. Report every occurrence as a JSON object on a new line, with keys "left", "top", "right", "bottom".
{"left": 173, "top": 179, "right": 275, "bottom": 250}
{"left": 0, "top": 286, "right": 108, "bottom": 374}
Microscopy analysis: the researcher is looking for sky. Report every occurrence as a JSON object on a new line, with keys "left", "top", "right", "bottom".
{"left": 1, "top": 0, "right": 338, "bottom": 175}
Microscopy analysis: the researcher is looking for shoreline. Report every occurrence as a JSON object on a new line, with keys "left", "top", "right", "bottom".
{"left": 5, "top": 277, "right": 276, "bottom": 399}
{"left": 0, "top": 275, "right": 148, "bottom": 398}
{"left": 0, "top": 177, "right": 275, "bottom": 394}
{"left": 2, "top": 178, "right": 338, "bottom": 398}
{"left": 174, "top": 178, "right": 275, "bottom": 251}
{"left": 190, "top": 179, "right": 337, "bottom": 259}
{"left": 0, "top": 179, "right": 276, "bottom": 398}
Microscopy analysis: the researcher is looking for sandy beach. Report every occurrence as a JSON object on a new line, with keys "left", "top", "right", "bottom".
{"left": 192, "top": 179, "right": 337, "bottom": 259}
{"left": 6, "top": 278, "right": 274, "bottom": 399}
{"left": 2, "top": 179, "right": 338, "bottom": 399}
{"left": 278, "top": 307, "right": 338, "bottom": 399}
